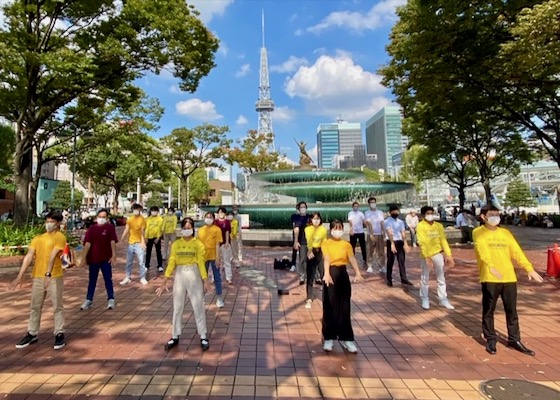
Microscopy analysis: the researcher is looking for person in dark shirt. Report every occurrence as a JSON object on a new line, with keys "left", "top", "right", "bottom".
{"left": 214, "top": 207, "right": 233, "bottom": 284}
{"left": 291, "top": 201, "right": 311, "bottom": 285}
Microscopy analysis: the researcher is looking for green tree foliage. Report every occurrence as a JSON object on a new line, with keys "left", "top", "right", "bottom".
{"left": 0, "top": 124, "right": 15, "bottom": 178}
{"left": 0, "top": 0, "right": 219, "bottom": 225}
{"left": 146, "top": 193, "right": 164, "bottom": 209}
{"left": 504, "top": 176, "right": 537, "bottom": 210}
{"left": 188, "top": 168, "right": 210, "bottom": 208}
{"left": 224, "top": 130, "right": 285, "bottom": 173}
{"left": 360, "top": 167, "right": 381, "bottom": 182}
{"left": 48, "top": 181, "right": 84, "bottom": 211}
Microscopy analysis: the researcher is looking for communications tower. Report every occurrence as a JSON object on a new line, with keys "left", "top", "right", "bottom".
{"left": 255, "top": 11, "right": 275, "bottom": 151}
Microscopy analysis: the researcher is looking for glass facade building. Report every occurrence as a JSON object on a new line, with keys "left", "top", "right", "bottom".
{"left": 317, "top": 122, "right": 362, "bottom": 169}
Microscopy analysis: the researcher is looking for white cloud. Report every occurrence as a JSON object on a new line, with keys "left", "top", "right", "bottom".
{"left": 270, "top": 56, "right": 309, "bottom": 73}
{"left": 189, "top": 0, "right": 234, "bottom": 24}
{"left": 236, "top": 115, "right": 248, "bottom": 125}
{"left": 176, "top": 98, "right": 223, "bottom": 121}
{"left": 234, "top": 63, "right": 251, "bottom": 78}
{"left": 169, "top": 85, "right": 181, "bottom": 94}
{"left": 284, "top": 53, "right": 390, "bottom": 121}
{"left": 218, "top": 42, "right": 229, "bottom": 57}
{"left": 308, "top": 144, "right": 318, "bottom": 164}
{"left": 307, "top": 0, "right": 406, "bottom": 34}
{"left": 274, "top": 106, "right": 296, "bottom": 124}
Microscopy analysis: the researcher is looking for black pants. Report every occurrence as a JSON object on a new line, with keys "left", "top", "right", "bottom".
{"left": 461, "top": 226, "right": 473, "bottom": 243}
{"left": 386, "top": 240, "right": 408, "bottom": 282}
{"left": 146, "top": 237, "right": 163, "bottom": 269}
{"left": 306, "top": 248, "right": 324, "bottom": 300}
{"left": 350, "top": 233, "right": 367, "bottom": 264}
{"left": 322, "top": 266, "right": 354, "bottom": 341}
{"left": 481, "top": 282, "right": 520, "bottom": 343}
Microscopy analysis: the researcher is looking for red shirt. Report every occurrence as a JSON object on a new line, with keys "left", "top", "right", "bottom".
{"left": 83, "top": 223, "right": 118, "bottom": 264}
{"left": 214, "top": 218, "right": 231, "bottom": 244}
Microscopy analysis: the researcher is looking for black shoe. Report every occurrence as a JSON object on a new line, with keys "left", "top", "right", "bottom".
{"left": 401, "top": 279, "right": 413, "bottom": 286}
{"left": 16, "top": 332, "right": 38, "bottom": 349}
{"left": 386, "top": 280, "right": 393, "bottom": 287}
{"left": 164, "top": 338, "right": 179, "bottom": 350}
{"left": 486, "top": 341, "right": 497, "bottom": 355}
{"left": 299, "top": 279, "right": 305, "bottom": 285}
{"left": 507, "top": 340, "right": 535, "bottom": 356}
{"left": 201, "top": 338, "right": 210, "bottom": 351}
{"left": 54, "top": 333, "right": 65, "bottom": 350}
{"left": 315, "top": 279, "right": 322, "bottom": 285}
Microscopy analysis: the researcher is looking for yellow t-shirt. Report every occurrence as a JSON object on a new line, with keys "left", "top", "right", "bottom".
{"left": 145, "top": 215, "right": 163, "bottom": 239}
{"left": 162, "top": 214, "right": 178, "bottom": 234}
{"left": 126, "top": 215, "right": 147, "bottom": 244}
{"left": 197, "top": 224, "right": 223, "bottom": 261}
{"left": 321, "top": 238, "right": 354, "bottom": 267}
{"left": 29, "top": 231, "right": 67, "bottom": 278}
{"left": 305, "top": 225, "right": 328, "bottom": 249}
{"left": 230, "top": 219, "right": 239, "bottom": 238}
{"left": 416, "top": 220, "right": 452, "bottom": 259}
{"left": 473, "top": 225, "right": 534, "bottom": 283}
{"left": 165, "top": 237, "right": 207, "bottom": 279}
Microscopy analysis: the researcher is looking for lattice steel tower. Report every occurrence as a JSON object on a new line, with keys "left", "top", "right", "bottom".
{"left": 255, "top": 11, "right": 275, "bottom": 151}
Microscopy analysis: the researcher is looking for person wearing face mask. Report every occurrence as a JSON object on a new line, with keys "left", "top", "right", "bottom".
{"left": 347, "top": 201, "right": 367, "bottom": 269}
{"left": 197, "top": 212, "right": 225, "bottom": 308}
{"left": 321, "top": 219, "right": 364, "bottom": 353}
{"left": 416, "top": 206, "right": 455, "bottom": 310}
{"left": 383, "top": 205, "right": 413, "bottom": 287}
{"left": 364, "top": 197, "right": 386, "bottom": 274}
{"left": 120, "top": 203, "right": 148, "bottom": 285}
{"left": 156, "top": 218, "right": 212, "bottom": 351}
{"left": 145, "top": 206, "right": 164, "bottom": 275}
{"left": 214, "top": 207, "right": 233, "bottom": 284}
{"left": 162, "top": 207, "right": 178, "bottom": 261}
{"left": 230, "top": 206, "right": 243, "bottom": 266}
{"left": 304, "top": 212, "right": 327, "bottom": 309}
{"left": 79, "top": 209, "right": 118, "bottom": 310}
{"left": 291, "top": 201, "right": 311, "bottom": 285}
{"left": 10, "top": 212, "right": 67, "bottom": 350}
{"left": 473, "top": 205, "right": 543, "bottom": 356}
{"left": 405, "top": 210, "right": 419, "bottom": 247}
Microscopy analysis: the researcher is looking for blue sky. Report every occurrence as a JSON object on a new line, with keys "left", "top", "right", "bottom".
{"left": 139, "top": 0, "right": 404, "bottom": 164}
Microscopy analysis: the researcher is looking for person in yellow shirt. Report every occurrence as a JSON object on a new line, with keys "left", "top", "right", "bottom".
{"left": 120, "top": 203, "right": 147, "bottom": 285}
{"left": 321, "top": 219, "right": 364, "bottom": 353}
{"left": 145, "top": 206, "right": 164, "bottom": 274}
{"left": 9, "top": 212, "right": 67, "bottom": 350}
{"left": 304, "top": 212, "right": 327, "bottom": 309}
{"left": 197, "top": 212, "right": 224, "bottom": 308}
{"left": 156, "top": 217, "right": 211, "bottom": 351}
{"left": 227, "top": 211, "right": 241, "bottom": 267}
{"left": 162, "top": 207, "right": 178, "bottom": 261}
{"left": 474, "top": 205, "right": 543, "bottom": 356}
{"left": 416, "top": 206, "right": 455, "bottom": 311}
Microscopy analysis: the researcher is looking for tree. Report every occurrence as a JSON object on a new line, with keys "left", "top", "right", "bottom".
{"left": 161, "top": 124, "right": 231, "bottom": 212}
{"left": 48, "top": 181, "right": 83, "bottom": 211}
{"left": 0, "top": 0, "right": 219, "bottom": 225}
{"left": 0, "top": 124, "right": 15, "bottom": 180}
{"left": 504, "top": 176, "right": 537, "bottom": 210}
{"left": 224, "top": 130, "right": 285, "bottom": 173}
{"left": 146, "top": 193, "right": 164, "bottom": 209}
{"left": 360, "top": 167, "right": 381, "bottom": 182}
{"left": 188, "top": 168, "right": 210, "bottom": 208}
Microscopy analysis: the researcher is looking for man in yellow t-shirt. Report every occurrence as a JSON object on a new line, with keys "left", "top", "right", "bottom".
{"left": 120, "top": 203, "right": 147, "bottom": 285}
{"left": 162, "top": 207, "right": 178, "bottom": 261}
{"left": 9, "top": 212, "right": 67, "bottom": 350}
{"left": 145, "top": 206, "right": 164, "bottom": 274}
{"left": 473, "top": 205, "right": 543, "bottom": 356}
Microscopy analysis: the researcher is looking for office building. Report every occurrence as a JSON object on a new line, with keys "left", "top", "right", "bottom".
{"left": 316, "top": 120, "right": 362, "bottom": 169}
{"left": 337, "top": 145, "right": 378, "bottom": 170}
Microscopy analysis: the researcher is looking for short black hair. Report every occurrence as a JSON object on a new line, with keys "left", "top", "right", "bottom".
{"left": 296, "top": 201, "right": 307, "bottom": 209}
{"left": 420, "top": 206, "right": 434, "bottom": 215}
{"left": 46, "top": 211, "right": 63, "bottom": 222}
{"left": 389, "top": 205, "right": 400, "bottom": 212}
{"left": 132, "top": 203, "right": 143, "bottom": 210}
{"left": 217, "top": 207, "right": 227, "bottom": 214}
{"left": 168, "top": 207, "right": 175, "bottom": 212}
{"left": 97, "top": 208, "right": 109, "bottom": 217}
{"left": 330, "top": 219, "right": 344, "bottom": 230}
{"left": 150, "top": 206, "right": 159, "bottom": 212}
{"left": 480, "top": 205, "right": 500, "bottom": 215}
{"left": 310, "top": 212, "right": 323, "bottom": 224}
{"left": 368, "top": 197, "right": 377, "bottom": 203}
{"left": 352, "top": 201, "right": 359, "bottom": 207}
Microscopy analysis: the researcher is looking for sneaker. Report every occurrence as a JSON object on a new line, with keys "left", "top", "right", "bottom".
{"left": 107, "top": 299, "right": 115, "bottom": 310}
{"left": 216, "top": 298, "right": 224, "bottom": 308}
{"left": 289, "top": 265, "right": 296, "bottom": 272}
{"left": 379, "top": 267, "right": 387, "bottom": 274}
{"left": 54, "top": 333, "right": 65, "bottom": 350}
{"left": 158, "top": 267, "right": 164, "bottom": 273}
{"left": 323, "top": 339, "right": 334, "bottom": 352}
{"left": 200, "top": 338, "right": 210, "bottom": 351}
{"left": 226, "top": 279, "right": 232, "bottom": 285}
{"left": 140, "top": 278, "right": 148, "bottom": 285}
{"left": 15, "top": 332, "right": 38, "bottom": 349}
{"left": 305, "top": 299, "right": 312, "bottom": 309}
{"left": 80, "top": 299, "right": 93, "bottom": 310}
{"left": 421, "top": 299, "right": 430, "bottom": 310}
{"left": 340, "top": 340, "right": 358, "bottom": 353}
{"left": 366, "top": 267, "right": 374, "bottom": 273}
{"left": 299, "top": 279, "right": 305, "bottom": 285}
{"left": 440, "top": 300, "right": 455, "bottom": 310}
{"left": 164, "top": 338, "right": 179, "bottom": 350}
{"left": 119, "top": 277, "right": 131, "bottom": 285}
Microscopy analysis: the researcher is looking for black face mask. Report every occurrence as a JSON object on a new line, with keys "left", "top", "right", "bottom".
{"left": 391, "top": 213, "right": 399, "bottom": 219}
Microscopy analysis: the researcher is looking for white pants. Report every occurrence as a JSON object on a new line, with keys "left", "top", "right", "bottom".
{"left": 419, "top": 253, "right": 448, "bottom": 302}
{"left": 231, "top": 235, "right": 243, "bottom": 263}
{"left": 220, "top": 245, "right": 233, "bottom": 281}
{"left": 163, "top": 233, "right": 176, "bottom": 260}
{"left": 172, "top": 265, "right": 207, "bottom": 339}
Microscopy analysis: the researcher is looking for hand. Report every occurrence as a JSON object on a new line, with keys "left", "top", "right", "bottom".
{"left": 323, "top": 274, "right": 334, "bottom": 286}
{"left": 391, "top": 243, "right": 397, "bottom": 254}
{"left": 307, "top": 251, "right": 314, "bottom": 260}
{"left": 489, "top": 267, "right": 503, "bottom": 280}
{"left": 224, "top": 243, "right": 231, "bottom": 249}
{"left": 140, "top": 242, "right": 146, "bottom": 250}
{"left": 109, "top": 254, "right": 117, "bottom": 266}
{"left": 155, "top": 280, "right": 169, "bottom": 297}
{"left": 293, "top": 242, "right": 300, "bottom": 251}
{"left": 203, "top": 279, "right": 212, "bottom": 294}
{"left": 528, "top": 270, "right": 544, "bottom": 283}
{"left": 425, "top": 257, "right": 434, "bottom": 268}
{"left": 154, "top": 238, "right": 159, "bottom": 244}
{"left": 445, "top": 256, "right": 455, "bottom": 268}
{"left": 79, "top": 259, "right": 87, "bottom": 269}
{"left": 350, "top": 230, "right": 354, "bottom": 236}
{"left": 404, "top": 244, "right": 410, "bottom": 254}
{"left": 44, "top": 276, "right": 51, "bottom": 291}
{"left": 353, "top": 273, "right": 364, "bottom": 283}
{"left": 9, "top": 276, "right": 23, "bottom": 291}
{"left": 369, "top": 234, "right": 375, "bottom": 241}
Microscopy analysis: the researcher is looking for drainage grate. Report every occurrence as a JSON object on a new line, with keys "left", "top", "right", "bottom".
{"left": 479, "top": 379, "right": 560, "bottom": 400}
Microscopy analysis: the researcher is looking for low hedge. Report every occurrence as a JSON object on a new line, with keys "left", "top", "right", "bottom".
{"left": 0, "top": 222, "right": 81, "bottom": 256}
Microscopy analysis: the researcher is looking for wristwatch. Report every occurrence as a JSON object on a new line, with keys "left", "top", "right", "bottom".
{"left": 45, "top": 272, "right": 52, "bottom": 277}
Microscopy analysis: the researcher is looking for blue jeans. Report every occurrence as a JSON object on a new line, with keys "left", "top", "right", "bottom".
{"left": 125, "top": 243, "right": 146, "bottom": 280}
{"left": 87, "top": 261, "right": 114, "bottom": 301}
{"left": 206, "top": 260, "right": 222, "bottom": 296}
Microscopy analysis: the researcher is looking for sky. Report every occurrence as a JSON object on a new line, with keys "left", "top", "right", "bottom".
{"left": 139, "top": 0, "right": 404, "bottom": 164}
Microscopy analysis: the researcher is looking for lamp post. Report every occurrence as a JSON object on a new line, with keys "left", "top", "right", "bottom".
{"left": 69, "top": 125, "right": 77, "bottom": 230}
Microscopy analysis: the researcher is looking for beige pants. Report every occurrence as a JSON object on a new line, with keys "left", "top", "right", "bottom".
{"left": 367, "top": 234, "right": 385, "bottom": 269}
{"left": 172, "top": 265, "right": 207, "bottom": 339}
{"left": 231, "top": 234, "right": 243, "bottom": 263}
{"left": 220, "top": 245, "right": 233, "bottom": 281}
{"left": 28, "top": 277, "right": 64, "bottom": 336}
{"left": 163, "top": 233, "right": 176, "bottom": 259}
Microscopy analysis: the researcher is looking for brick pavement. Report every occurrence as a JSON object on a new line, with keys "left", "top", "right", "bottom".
{"left": 0, "top": 226, "right": 559, "bottom": 399}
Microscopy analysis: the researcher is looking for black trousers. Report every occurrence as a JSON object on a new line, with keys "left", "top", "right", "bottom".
{"left": 386, "top": 240, "right": 408, "bottom": 282}
{"left": 146, "top": 237, "right": 163, "bottom": 269}
{"left": 322, "top": 266, "right": 354, "bottom": 341}
{"left": 481, "top": 282, "right": 520, "bottom": 343}
{"left": 350, "top": 233, "right": 367, "bottom": 263}
{"left": 306, "top": 248, "right": 324, "bottom": 300}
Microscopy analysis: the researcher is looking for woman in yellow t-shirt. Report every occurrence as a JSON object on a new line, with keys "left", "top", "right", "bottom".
{"left": 321, "top": 219, "right": 363, "bottom": 354}
{"left": 304, "top": 212, "right": 327, "bottom": 308}
{"left": 156, "top": 218, "right": 212, "bottom": 351}
{"left": 197, "top": 212, "right": 225, "bottom": 308}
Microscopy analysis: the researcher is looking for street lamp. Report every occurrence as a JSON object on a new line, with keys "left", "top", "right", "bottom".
{"left": 69, "top": 125, "right": 78, "bottom": 231}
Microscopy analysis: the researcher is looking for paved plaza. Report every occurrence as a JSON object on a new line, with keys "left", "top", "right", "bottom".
{"left": 0, "top": 226, "right": 559, "bottom": 399}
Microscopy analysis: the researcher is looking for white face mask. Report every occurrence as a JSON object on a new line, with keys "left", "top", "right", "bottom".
{"left": 133, "top": 210, "right": 140, "bottom": 216}
{"left": 299, "top": 207, "right": 307, "bottom": 215}
{"left": 487, "top": 216, "right": 501, "bottom": 226}
{"left": 331, "top": 229, "right": 344, "bottom": 239}
{"left": 168, "top": 211, "right": 173, "bottom": 215}
{"left": 227, "top": 215, "right": 234, "bottom": 221}
{"left": 369, "top": 203, "right": 377, "bottom": 209}
{"left": 182, "top": 229, "right": 193, "bottom": 237}
{"left": 45, "top": 222, "right": 57, "bottom": 232}
{"left": 204, "top": 218, "right": 214, "bottom": 226}
{"left": 424, "top": 214, "right": 434, "bottom": 222}
{"left": 97, "top": 217, "right": 107, "bottom": 225}
{"left": 151, "top": 211, "right": 158, "bottom": 216}
{"left": 312, "top": 219, "right": 321, "bottom": 226}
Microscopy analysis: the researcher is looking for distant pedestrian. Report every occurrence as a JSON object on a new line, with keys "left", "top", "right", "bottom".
{"left": 364, "top": 197, "right": 386, "bottom": 273}
{"left": 348, "top": 201, "right": 367, "bottom": 267}
{"left": 384, "top": 205, "right": 412, "bottom": 287}
{"left": 215, "top": 207, "right": 233, "bottom": 284}
{"left": 405, "top": 209, "right": 419, "bottom": 247}
{"left": 292, "top": 201, "right": 311, "bottom": 285}
{"left": 120, "top": 203, "right": 147, "bottom": 285}
{"left": 162, "top": 207, "right": 178, "bottom": 261}
{"left": 145, "top": 206, "right": 164, "bottom": 274}
{"left": 198, "top": 212, "right": 224, "bottom": 308}
{"left": 304, "top": 212, "right": 327, "bottom": 309}
{"left": 230, "top": 205, "right": 243, "bottom": 266}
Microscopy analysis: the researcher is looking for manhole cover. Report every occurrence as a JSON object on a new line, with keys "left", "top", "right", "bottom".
{"left": 480, "top": 379, "right": 560, "bottom": 400}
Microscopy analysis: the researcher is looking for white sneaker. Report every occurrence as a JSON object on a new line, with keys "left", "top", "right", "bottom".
{"left": 341, "top": 341, "right": 358, "bottom": 353}
{"left": 379, "top": 267, "right": 387, "bottom": 274}
{"left": 140, "top": 278, "right": 148, "bottom": 285}
{"left": 157, "top": 267, "right": 164, "bottom": 273}
{"left": 80, "top": 299, "right": 93, "bottom": 310}
{"left": 323, "top": 340, "right": 334, "bottom": 352}
{"left": 305, "top": 299, "right": 312, "bottom": 309}
{"left": 119, "top": 277, "right": 131, "bottom": 285}
{"left": 421, "top": 299, "right": 430, "bottom": 310}
{"left": 366, "top": 267, "right": 374, "bottom": 273}
{"left": 289, "top": 265, "right": 296, "bottom": 272}
{"left": 440, "top": 300, "right": 455, "bottom": 310}
{"left": 216, "top": 298, "right": 224, "bottom": 308}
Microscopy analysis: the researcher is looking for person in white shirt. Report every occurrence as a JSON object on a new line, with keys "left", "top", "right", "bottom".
{"left": 405, "top": 210, "right": 419, "bottom": 247}
{"left": 364, "top": 197, "right": 386, "bottom": 273}
{"left": 384, "top": 205, "right": 412, "bottom": 287}
{"left": 347, "top": 201, "right": 367, "bottom": 267}
{"left": 455, "top": 209, "right": 474, "bottom": 243}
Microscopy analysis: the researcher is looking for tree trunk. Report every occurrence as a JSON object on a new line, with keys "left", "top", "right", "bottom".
{"left": 112, "top": 187, "right": 120, "bottom": 214}
{"left": 458, "top": 184, "right": 466, "bottom": 210}
{"left": 181, "top": 178, "right": 188, "bottom": 212}
{"left": 13, "top": 128, "right": 34, "bottom": 226}
{"left": 482, "top": 177, "right": 492, "bottom": 206}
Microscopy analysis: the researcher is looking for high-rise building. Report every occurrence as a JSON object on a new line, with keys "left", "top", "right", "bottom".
{"left": 255, "top": 11, "right": 275, "bottom": 151}
{"left": 316, "top": 120, "right": 362, "bottom": 169}
{"left": 336, "top": 145, "right": 378, "bottom": 170}
{"left": 365, "top": 106, "right": 407, "bottom": 176}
